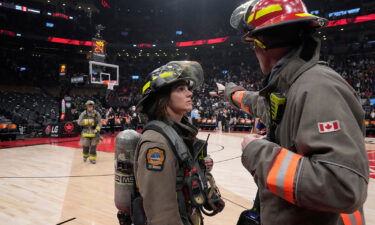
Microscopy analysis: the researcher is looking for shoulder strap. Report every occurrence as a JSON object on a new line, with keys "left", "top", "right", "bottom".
{"left": 143, "top": 120, "right": 192, "bottom": 165}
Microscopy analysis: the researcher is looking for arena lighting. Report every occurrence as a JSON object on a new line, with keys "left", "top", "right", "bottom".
{"left": 0, "top": 29, "right": 16, "bottom": 37}
{"left": 1, "top": 14, "right": 374, "bottom": 48}
{"left": 15, "top": 5, "right": 27, "bottom": 11}
{"left": 328, "top": 8, "right": 360, "bottom": 18}
{"left": 326, "top": 14, "right": 375, "bottom": 27}
{"left": 175, "top": 37, "right": 229, "bottom": 47}
{"left": 101, "top": 0, "right": 110, "bottom": 8}
{"left": 47, "top": 37, "right": 92, "bottom": 46}
{"left": 52, "top": 13, "right": 69, "bottom": 19}
{"left": 0, "top": 3, "right": 35, "bottom": 13}
{"left": 46, "top": 22, "right": 54, "bottom": 28}
{"left": 28, "top": 8, "right": 40, "bottom": 14}
{"left": 137, "top": 43, "right": 154, "bottom": 48}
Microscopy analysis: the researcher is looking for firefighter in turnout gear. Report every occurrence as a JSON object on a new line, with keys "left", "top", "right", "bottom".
{"left": 77, "top": 100, "right": 102, "bottom": 164}
{"left": 210, "top": 0, "right": 369, "bottom": 224}
{"left": 132, "top": 61, "right": 224, "bottom": 225}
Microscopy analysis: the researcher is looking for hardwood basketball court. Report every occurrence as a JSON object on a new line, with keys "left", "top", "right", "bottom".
{"left": 0, "top": 133, "right": 374, "bottom": 225}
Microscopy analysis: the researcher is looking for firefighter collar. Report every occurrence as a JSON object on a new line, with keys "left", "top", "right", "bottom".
{"left": 259, "top": 41, "right": 319, "bottom": 97}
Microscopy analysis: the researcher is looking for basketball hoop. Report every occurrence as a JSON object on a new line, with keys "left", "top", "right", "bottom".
{"left": 105, "top": 81, "right": 116, "bottom": 90}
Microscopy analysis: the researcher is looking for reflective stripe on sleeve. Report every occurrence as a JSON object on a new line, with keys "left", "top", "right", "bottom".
{"left": 266, "top": 148, "right": 302, "bottom": 204}
{"left": 231, "top": 91, "right": 252, "bottom": 114}
{"left": 341, "top": 210, "right": 362, "bottom": 225}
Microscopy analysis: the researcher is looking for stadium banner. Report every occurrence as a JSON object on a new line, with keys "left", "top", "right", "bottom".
{"left": 44, "top": 121, "right": 79, "bottom": 138}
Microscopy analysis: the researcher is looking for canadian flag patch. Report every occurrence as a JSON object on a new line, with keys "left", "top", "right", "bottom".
{"left": 318, "top": 120, "right": 341, "bottom": 133}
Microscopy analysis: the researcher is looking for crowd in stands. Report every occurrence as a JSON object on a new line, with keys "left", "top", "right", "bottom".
{"left": 1, "top": 48, "right": 374, "bottom": 140}
{"left": 0, "top": 91, "right": 59, "bottom": 139}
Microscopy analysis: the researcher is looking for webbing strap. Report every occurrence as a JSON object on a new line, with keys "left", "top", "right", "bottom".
{"left": 143, "top": 121, "right": 191, "bottom": 164}
{"left": 177, "top": 189, "right": 192, "bottom": 225}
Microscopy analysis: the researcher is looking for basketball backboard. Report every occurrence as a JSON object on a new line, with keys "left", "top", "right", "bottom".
{"left": 89, "top": 61, "right": 119, "bottom": 85}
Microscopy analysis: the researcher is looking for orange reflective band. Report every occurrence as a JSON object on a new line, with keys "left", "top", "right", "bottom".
{"left": 232, "top": 91, "right": 253, "bottom": 114}
{"left": 341, "top": 214, "right": 351, "bottom": 225}
{"left": 255, "top": 4, "right": 283, "bottom": 20}
{"left": 242, "top": 106, "right": 251, "bottom": 114}
{"left": 231, "top": 91, "right": 238, "bottom": 102}
{"left": 354, "top": 210, "right": 362, "bottom": 225}
{"left": 266, "top": 148, "right": 302, "bottom": 204}
{"left": 340, "top": 210, "right": 362, "bottom": 225}
{"left": 266, "top": 148, "right": 288, "bottom": 195}
{"left": 231, "top": 91, "right": 243, "bottom": 105}
{"left": 237, "top": 91, "right": 244, "bottom": 105}
{"left": 283, "top": 153, "right": 302, "bottom": 203}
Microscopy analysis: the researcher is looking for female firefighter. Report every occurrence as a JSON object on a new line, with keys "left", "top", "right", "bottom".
{"left": 133, "top": 61, "right": 223, "bottom": 225}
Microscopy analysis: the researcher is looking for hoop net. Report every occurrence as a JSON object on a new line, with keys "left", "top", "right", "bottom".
{"left": 103, "top": 80, "right": 116, "bottom": 90}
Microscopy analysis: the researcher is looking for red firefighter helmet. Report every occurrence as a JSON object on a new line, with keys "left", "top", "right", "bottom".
{"left": 231, "top": 0, "right": 327, "bottom": 36}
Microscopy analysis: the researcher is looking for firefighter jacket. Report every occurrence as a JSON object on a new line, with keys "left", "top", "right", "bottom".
{"left": 224, "top": 38, "right": 369, "bottom": 225}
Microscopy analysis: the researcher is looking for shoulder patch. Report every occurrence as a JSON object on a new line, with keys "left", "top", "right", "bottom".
{"left": 318, "top": 120, "right": 341, "bottom": 133}
{"left": 146, "top": 147, "right": 166, "bottom": 171}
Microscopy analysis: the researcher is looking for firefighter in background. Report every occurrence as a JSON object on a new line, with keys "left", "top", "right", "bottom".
{"left": 211, "top": 0, "right": 369, "bottom": 224}
{"left": 77, "top": 100, "right": 102, "bottom": 164}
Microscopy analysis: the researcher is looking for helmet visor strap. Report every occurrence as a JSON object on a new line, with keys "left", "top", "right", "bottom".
{"left": 242, "top": 35, "right": 297, "bottom": 50}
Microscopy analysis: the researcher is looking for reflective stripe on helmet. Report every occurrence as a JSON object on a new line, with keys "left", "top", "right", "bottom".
{"left": 295, "top": 13, "right": 316, "bottom": 17}
{"left": 247, "top": 13, "right": 255, "bottom": 23}
{"left": 142, "top": 71, "right": 176, "bottom": 94}
{"left": 159, "top": 71, "right": 174, "bottom": 78}
{"left": 255, "top": 4, "right": 282, "bottom": 20}
{"left": 142, "top": 81, "right": 151, "bottom": 94}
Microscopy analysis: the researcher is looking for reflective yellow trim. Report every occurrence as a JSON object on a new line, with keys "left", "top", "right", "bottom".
{"left": 142, "top": 71, "right": 175, "bottom": 94}
{"left": 142, "top": 81, "right": 151, "bottom": 94}
{"left": 82, "top": 133, "right": 96, "bottom": 137}
{"left": 247, "top": 13, "right": 255, "bottom": 23}
{"left": 89, "top": 156, "right": 97, "bottom": 160}
{"left": 255, "top": 4, "right": 283, "bottom": 20}
{"left": 83, "top": 119, "right": 89, "bottom": 126}
{"left": 159, "top": 71, "right": 174, "bottom": 78}
{"left": 83, "top": 153, "right": 89, "bottom": 157}
{"left": 295, "top": 13, "right": 315, "bottom": 17}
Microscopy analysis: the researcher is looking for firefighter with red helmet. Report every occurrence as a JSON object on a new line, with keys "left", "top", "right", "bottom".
{"left": 211, "top": 0, "right": 369, "bottom": 224}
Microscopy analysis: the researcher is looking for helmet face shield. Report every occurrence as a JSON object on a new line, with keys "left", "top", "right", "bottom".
{"left": 230, "top": 0, "right": 260, "bottom": 33}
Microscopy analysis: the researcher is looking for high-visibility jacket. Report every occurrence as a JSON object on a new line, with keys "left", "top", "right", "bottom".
{"left": 224, "top": 39, "right": 369, "bottom": 225}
